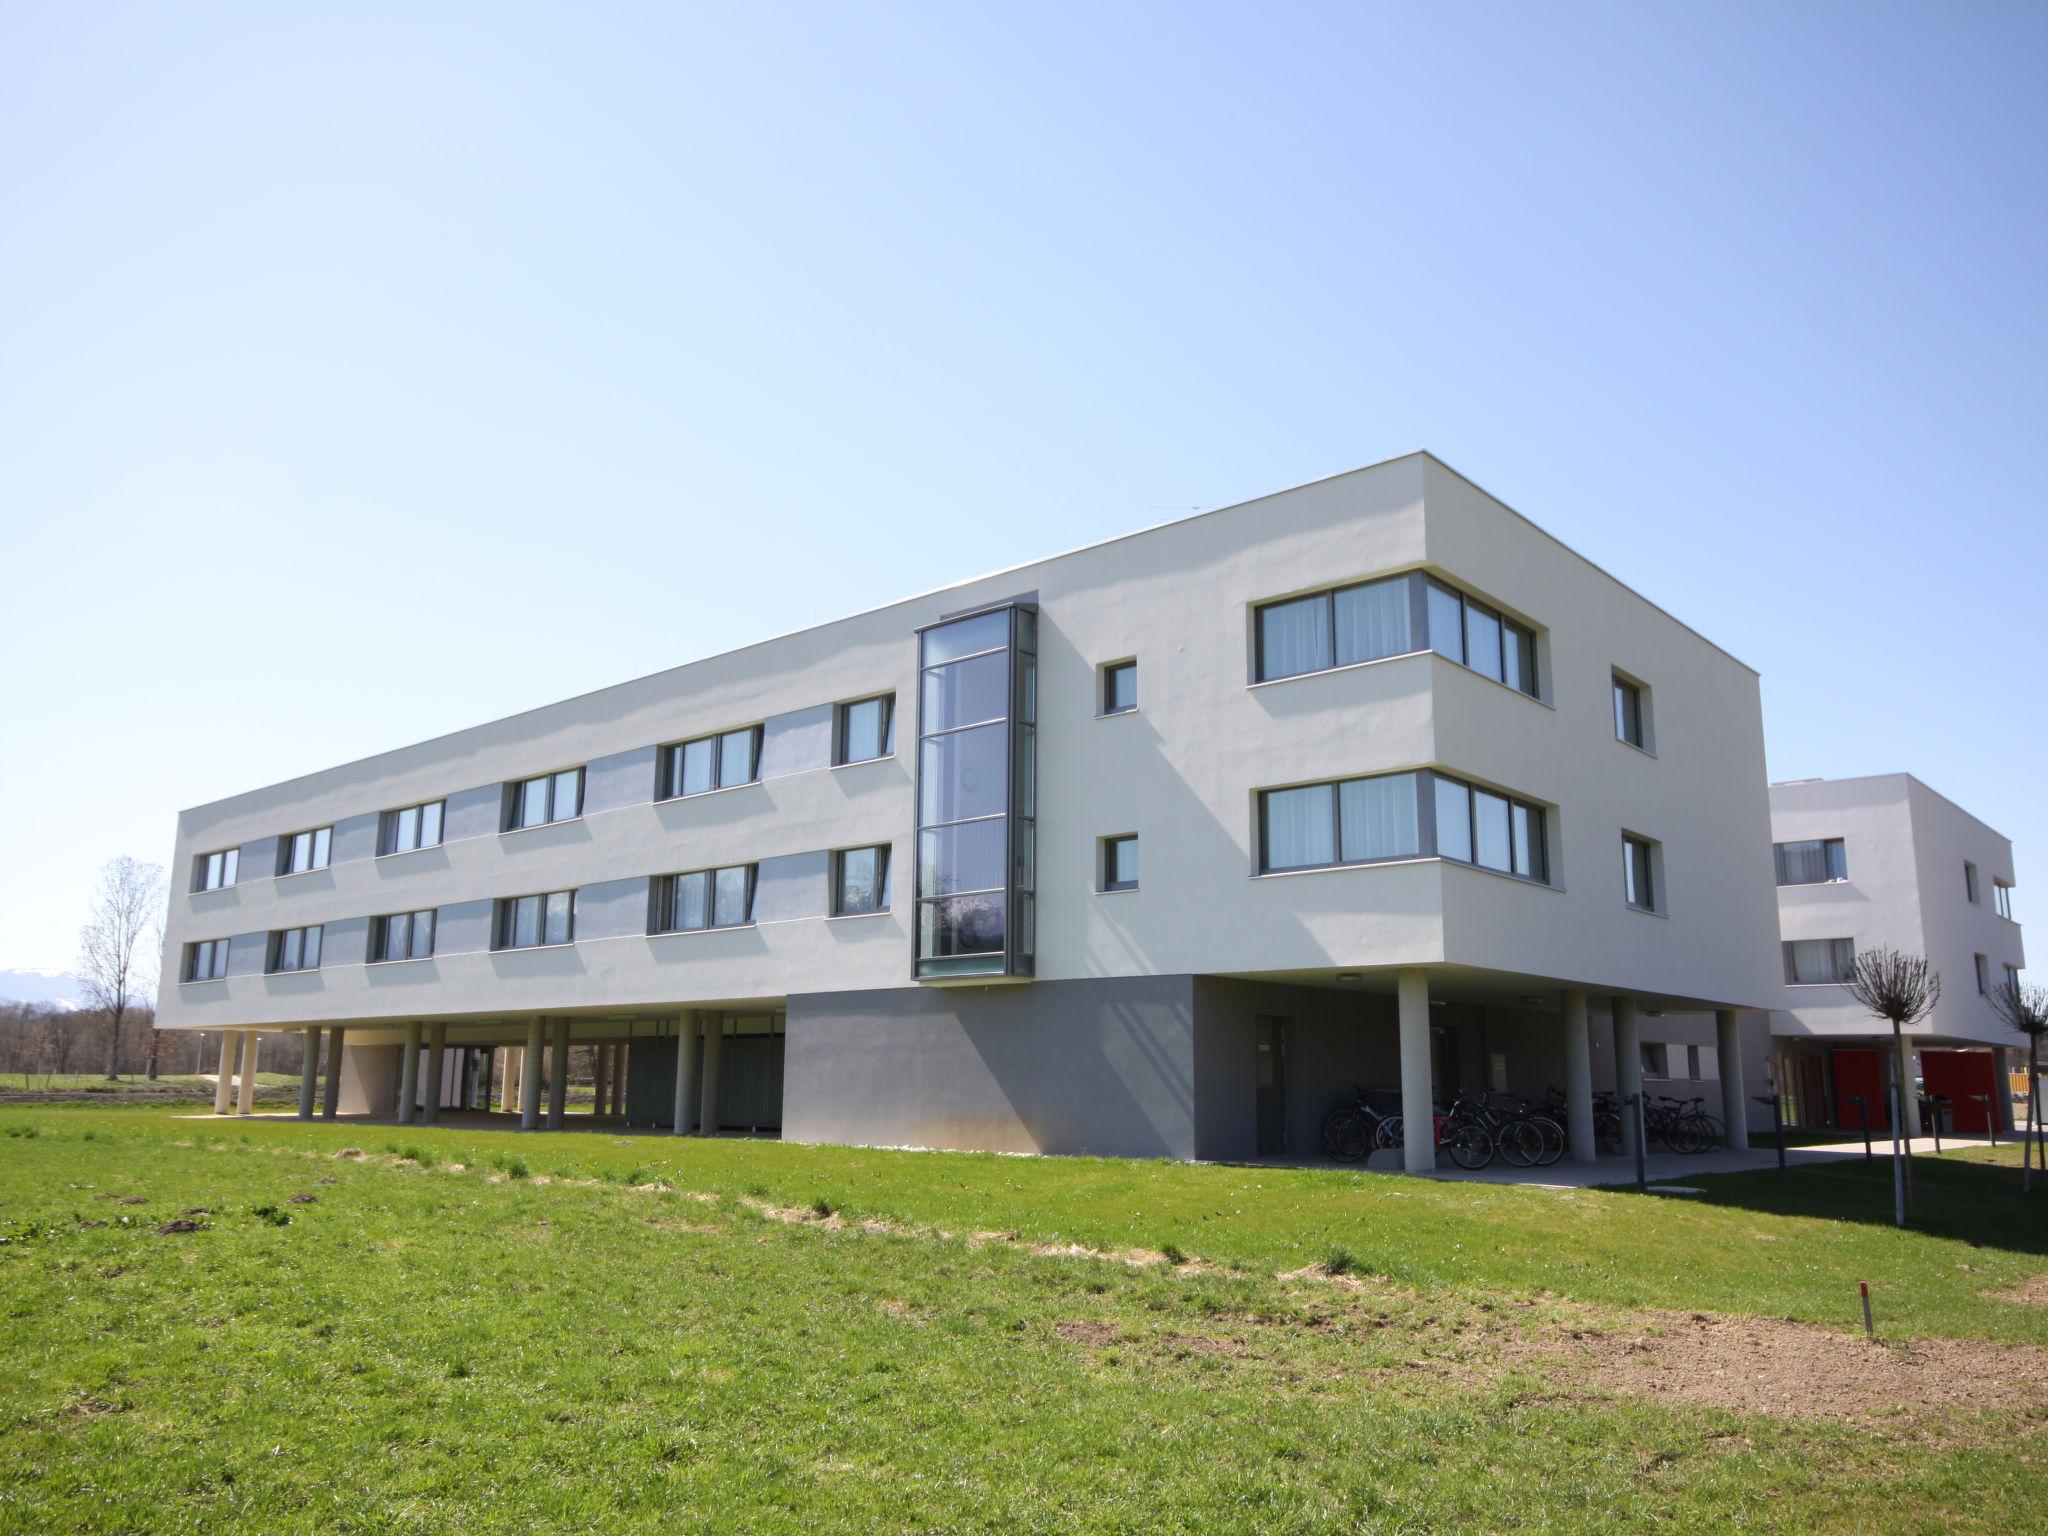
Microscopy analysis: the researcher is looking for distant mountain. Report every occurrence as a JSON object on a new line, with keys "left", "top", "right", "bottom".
{"left": 0, "top": 969, "right": 87, "bottom": 1010}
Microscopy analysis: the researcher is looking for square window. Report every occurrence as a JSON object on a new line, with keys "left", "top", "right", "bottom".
{"left": 837, "top": 696, "right": 894, "bottom": 764}
{"left": 1101, "top": 661, "right": 1138, "bottom": 715}
{"left": 1102, "top": 835, "right": 1139, "bottom": 891}
{"left": 835, "top": 846, "right": 890, "bottom": 915}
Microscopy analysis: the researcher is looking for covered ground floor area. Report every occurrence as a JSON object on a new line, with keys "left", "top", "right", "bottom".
{"left": 1770, "top": 1034, "right": 2023, "bottom": 1139}
{"left": 184, "top": 966, "right": 1770, "bottom": 1175}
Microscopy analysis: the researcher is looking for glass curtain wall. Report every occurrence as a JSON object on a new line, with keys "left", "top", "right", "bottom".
{"left": 914, "top": 603, "right": 1036, "bottom": 978}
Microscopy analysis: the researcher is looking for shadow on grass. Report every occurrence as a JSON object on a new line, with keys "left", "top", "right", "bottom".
{"left": 1604, "top": 1154, "right": 2048, "bottom": 1255}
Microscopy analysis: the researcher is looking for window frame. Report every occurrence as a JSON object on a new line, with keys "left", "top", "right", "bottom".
{"left": 1099, "top": 659, "right": 1139, "bottom": 716}
{"left": 502, "top": 768, "right": 584, "bottom": 832}
{"left": 276, "top": 826, "right": 333, "bottom": 876}
{"left": 378, "top": 799, "right": 447, "bottom": 857}
{"left": 1773, "top": 837, "right": 1848, "bottom": 886}
{"left": 1782, "top": 937, "right": 1857, "bottom": 986}
{"left": 833, "top": 696, "right": 895, "bottom": 767}
{"left": 653, "top": 865, "right": 759, "bottom": 933}
{"left": 1252, "top": 571, "right": 1538, "bottom": 698}
{"left": 371, "top": 908, "right": 438, "bottom": 964}
{"left": 1965, "top": 861, "right": 1981, "bottom": 905}
{"left": 831, "top": 845, "right": 892, "bottom": 917}
{"left": 184, "top": 938, "right": 232, "bottom": 982}
{"left": 193, "top": 847, "right": 240, "bottom": 893}
{"left": 1976, "top": 953, "right": 1991, "bottom": 995}
{"left": 1101, "top": 834, "right": 1140, "bottom": 892}
{"left": 659, "top": 725, "right": 763, "bottom": 801}
{"left": 495, "top": 890, "right": 577, "bottom": 950}
{"left": 267, "top": 924, "right": 323, "bottom": 974}
{"left": 1255, "top": 768, "right": 1550, "bottom": 884}
{"left": 1622, "top": 834, "right": 1659, "bottom": 914}
{"left": 1995, "top": 881, "right": 2015, "bottom": 921}
{"left": 1612, "top": 673, "right": 1652, "bottom": 751}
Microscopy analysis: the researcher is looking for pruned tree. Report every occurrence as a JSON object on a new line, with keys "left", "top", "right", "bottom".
{"left": 76, "top": 856, "right": 167, "bottom": 1081}
{"left": 1989, "top": 978, "right": 2047, "bottom": 1192}
{"left": 1843, "top": 945, "right": 1941, "bottom": 1226}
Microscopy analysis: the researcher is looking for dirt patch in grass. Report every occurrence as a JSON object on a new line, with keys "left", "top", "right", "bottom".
{"left": 154, "top": 1219, "right": 205, "bottom": 1235}
{"left": 1519, "top": 1310, "right": 2048, "bottom": 1422}
{"left": 1989, "top": 1271, "right": 2048, "bottom": 1308}
{"left": 1055, "top": 1320, "right": 1119, "bottom": 1346}
{"left": 333, "top": 1148, "right": 365, "bottom": 1160}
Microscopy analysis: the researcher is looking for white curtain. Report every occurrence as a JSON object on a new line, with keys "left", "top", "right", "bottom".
{"left": 1338, "top": 774, "right": 1419, "bottom": 860}
{"left": 1333, "top": 578, "right": 1413, "bottom": 665}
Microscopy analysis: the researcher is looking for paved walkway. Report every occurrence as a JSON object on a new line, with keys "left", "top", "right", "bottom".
{"left": 1412, "top": 1134, "right": 2017, "bottom": 1189}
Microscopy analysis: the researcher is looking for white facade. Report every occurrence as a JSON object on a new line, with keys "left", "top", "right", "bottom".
{"left": 156, "top": 452, "right": 1784, "bottom": 1163}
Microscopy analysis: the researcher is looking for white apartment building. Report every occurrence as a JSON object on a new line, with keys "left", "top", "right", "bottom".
{"left": 156, "top": 452, "right": 1787, "bottom": 1170}
{"left": 1767, "top": 774, "right": 2026, "bottom": 1135}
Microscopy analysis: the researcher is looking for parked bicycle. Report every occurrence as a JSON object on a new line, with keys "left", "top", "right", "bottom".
{"left": 1319, "top": 1086, "right": 1398, "bottom": 1163}
{"left": 1385, "top": 1095, "right": 1496, "bottom": 1170}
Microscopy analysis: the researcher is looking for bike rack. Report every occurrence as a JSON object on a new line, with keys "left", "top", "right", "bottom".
{"left": 1845, "top": 1094, "right": 1871, "bottom": 1159}
{"left": 1925, "top": 1093, "right": 1948, "bottom": 1154}
{"left": 1969, "top": 1093, "right": 1997, "bottom": 1147}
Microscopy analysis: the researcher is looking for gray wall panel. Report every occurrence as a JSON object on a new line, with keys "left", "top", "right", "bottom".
{"left": 226, "top": 932, "right": 268, "bottom": 977}
{"left": 754, "top": 851, "right": 827, "bottom": 924}
{"left": 785, "top": 978, "right": 1198, "bottom": 1158}
{"left": 322, "top": 916, "right": 371, "bottom": 968}
{"left": 443, "top": 785, "right": 503, "bottom": 842}
{"left": 238, "top": 836, "right": 279, "bottom": 881}
{"left": 436, "top": 899, "right": 496, "bottom": 956}
{"left": 585, "top": 746, "right": 657, "bottom": 816}
{"left": 331, "top": 813, "right": 380, "bottom": 865}
{"left": 760, "top": 704, "right": 833, "bottom": 780}
{"left": 578, "top": 877, "right": 653, "bottom": 942}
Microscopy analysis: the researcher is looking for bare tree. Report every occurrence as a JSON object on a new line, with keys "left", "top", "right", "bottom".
{"left": 76, "top": 856, "right": 167, "bottom": 1081}
{"left": 1843, "top": 945, "right": 1941, "bottom": 1226}
{"left": 141, "top": 904, "right": 168, "bottom": 1080}
{"left": 1989, "top": 978, "right": 2047, "bottom": 1192}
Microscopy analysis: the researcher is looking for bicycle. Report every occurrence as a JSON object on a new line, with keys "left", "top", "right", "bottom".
{"left": 1319, "top": 1086, "right": 1398, "bottom": 1163}
{"left": 1384, "top": 1096, "right": 1496, "bottom": 1170}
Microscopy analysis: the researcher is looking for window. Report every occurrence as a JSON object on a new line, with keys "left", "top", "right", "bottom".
{"left": 2009, "top": 964, "right": 2024, "bottom": 995}
{"left": 1101, "top": 834, "right": 1140, "bottom": 891}
{"left": 656, "top": 866, "right": 756, "bottom": 932}
{"left": 1253, "top": 572, "right": 1538, "bottom": 697}
{"left": 1623, "top": 835, "right": 1657, "bottom": 912}
{"left": 1640, "top": 1042, "right": 1670, "bottom": 1077}
{"left": 505, "top": 768, "right": 583, "bottom": 830}
{"left": 1996, "top": 881, "right": 2015, "bottom": 920}
{"left": 277, "top": 827, "right": 332, "bottom": 875}
{"left": 269, "top": 925, "right": 323, "bottom": 973}
{"left": 1774, "top": 838, "right": 1847, "bottom": 886}
{"left": 835, "top": 697, "right": 894, "bottom": 766}
{"left": 661, "top": 727, "right": 761, "bottom": 799}
{"left": 497, "top": 891, "right": 575, "bottom": 949}
{"left": 1613, "top": 676, "right": 1647, "bottom": 749}
{"left": 1100, "top": 660, "right": 1138, "bottom": 715}
{"left": 372, "top": 910, "right": 437, "bottom": 963}
{"left": 193, "top": 848, "right": 239, "bottom": 892}
{"left": 1965, "top": 861, "right": 1981, "bottom": 905}
{"left": 1783, "top": 938, "right": 1855, "bottom": 985}
{"left": 1976, "top": 953, "right": 1991, "bottom": 995}
{"left": 833, "top": 846, "right": 890, "bottom": 916}
{"left": 184, "top": 939, "right": 231, "bottom": 982}
{"left": 379, "top": 800, "right": 446, "bottom": 856}
{"left": 1258, "top": 770, "right": 1545, "bottom": 881}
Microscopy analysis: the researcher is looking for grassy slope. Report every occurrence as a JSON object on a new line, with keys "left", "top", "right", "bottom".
{"left": 3, "top": 1106, "right": 2046, "bottom": 1534}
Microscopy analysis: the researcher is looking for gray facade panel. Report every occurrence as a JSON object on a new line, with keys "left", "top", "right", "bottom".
{"left": 585, "top": 746, "right": 657, "bottom": 817}
{"left": 577, "top": 877, "right": 653, "bottom": 943}
{"left": 444, "top": 784, "right": 504, "bottom": 842}
{"left": 331, "top": 813, "right": 379, "bottom": 865}
{"left": 760, "top": 704, "right": 833, "bottom": 780}
{"left": 754, "top": 851, "right": 828, "bottom": 925}
{"left": 436, "top": 898, "right": 496, "bottom": 956}
{"left": 323, "top": 916, "right": 372, "bottom": 968}
{"left": 238, "top": 836, "right": 279, "bottom": 881}
{"left": 784, "top": 977, "right": 1198, "bottom": 1159}
{"left": 226, "top": 932, "right": 268, "bottom": 977}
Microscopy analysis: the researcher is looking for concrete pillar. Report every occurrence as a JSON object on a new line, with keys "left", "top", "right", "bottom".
{"left": 1996, "top": 1046, "right": 2020, "bottom": 1133}
{"left": 214, "top": 1033, "right": 236, "bottom": 1115}
{"left": 235, "top": 1034, "right": 258, "bottom": 1115}
{"left": 614, "top": 1043, "right": 629, "bottom": 1119}
{"left": 547, "top": 1020, "right": 570, "bottom": 1130}
{"left": 672, "top": 1012, "right": 699, "bottom": 1135}
{"left": 422, "top": 1024, "right": 447, "bottom": 1124}
{"left": 699, "top": 1018, "right": 725, "bottom": 1137}
{"left": 322, "top": 1027, "right": 345, "bottom": 1117}
{"left": 1562, "top": 990, "right": 1597, "bottom": 1162}
{"left": 1893, "top": 1029, "right": 1922, "bottom": 1140}
{"left": 298, "top": 1028, "right": 322, "bottom": 1119}
{"left": 1716, "top": 1009, "right": 1750, "bottom": 1150}
{"left": 1611, "top": 994, "right": 1640, "bottom": 1157}
{"left": 1396, "top": 969, "right": 1434, "bottom": 1175}
{"left": 596, "top": 1044, "right": 613, "bottom": 1118}
{"left": 520, "top": 1018, "right": 545, "bottom": 1130}
{"left": 504, "top": 1047, "right": 522, "bottom": 1114}
{"left": 397, "top": 1021, "right": 422, "bottom": 1125}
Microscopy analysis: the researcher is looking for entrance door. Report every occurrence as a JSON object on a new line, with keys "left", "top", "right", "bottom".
{"left": 1830, "top": 1048, "right": 1889, "bottom": 1131}
{"left": 1783, "top": 1055, "right": 1827, "bottom": 1129}
{"left": 1255, "top": 1016, "right": 1288, "bottom": 1156}
{"left": 1921, "top": 1050, "right": 1999, "bottom": 1133}
{"left": 721, "top": 1015, "right": 786, "bottom": 1131}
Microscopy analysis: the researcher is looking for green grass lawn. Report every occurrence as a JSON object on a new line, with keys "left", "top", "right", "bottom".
{"left": 0, "top": 1072, "right": 300, "bottom": 1095}
{"left": 3, "top": 1104, "right": 2046, "bottom": 1533}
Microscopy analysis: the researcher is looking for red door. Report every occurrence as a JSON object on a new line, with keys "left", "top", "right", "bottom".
{"left": 1920, "top": 1050, "right": 1999, "bottom": 1133}
{"left": 1831, "top": 1049, "right": 1889, "bottom": 1131}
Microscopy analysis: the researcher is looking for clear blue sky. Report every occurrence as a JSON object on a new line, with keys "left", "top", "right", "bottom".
{"left": 1, "top": 2, "right": 2042, "bottom": 975}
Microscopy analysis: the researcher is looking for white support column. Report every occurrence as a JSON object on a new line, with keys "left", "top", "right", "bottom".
{"left": 1996, "top": 1046, "right": 2019, "bottom": 1134}
{"left": 422, "top": 1024, "right": 447, "bottom": 1124}
{"left": 592, "top": 1044, "right": 610, "bottom": 1119}
{"left": 298, "top": 1028, "right": 322, "bottom": 1119}
{"left": 235, "top": 1034, "right": 258, "bottom": 1115}
{"left": 1396, "top": 969, "right": 1433, "bottom": 1175}
{"left": 699, "top": 1019, "right": 725, "bottom": 1138}
{"left": 322, "top": 1027, "right": 345, "bottom": 1117}
{"left": 547, "top": 1020, "right": 570, "bottom": 1130}
{"left": 214, "top": 1033, "right": 236, "bottom": 1115}
{"left": 520, "top": 1018, "right": 545, "bottom": 1130}
{"left": 1562, "top": 990, "right": 1597, "bottom": 1163}
{"left": 398, "top": 1021, "right": 422, "bottom": 1125}
{"left": 1611, "top": 994, "right": 1640, "bottom": 1157}
{"left": 1716, "top": 1009, "right": 1749, "bottom": 1151}
{"left": 1893, "top": 1029, "right": 1922, "bottom": 1140}
{"left": 672, "top": 1012, "right": 699, "bottom": 1135}
{"left": 614, "top": 1043, "right": 629, "bottom": 1119}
